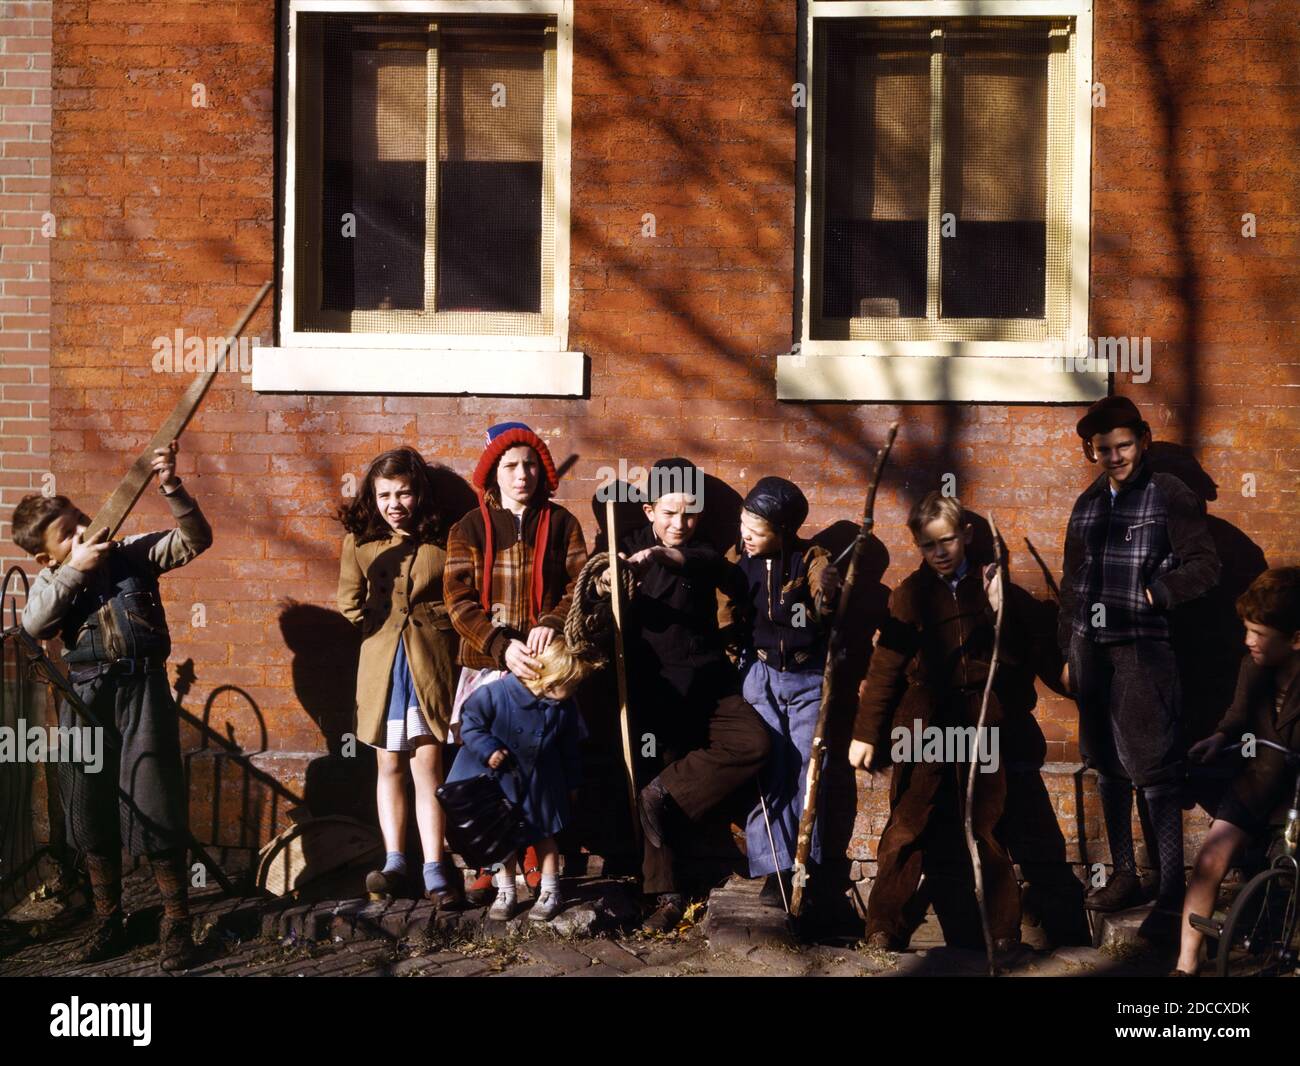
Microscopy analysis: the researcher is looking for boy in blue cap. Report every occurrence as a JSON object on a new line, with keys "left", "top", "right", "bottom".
{"left": 722, "top": 476, "right": 839, "bottom": 905}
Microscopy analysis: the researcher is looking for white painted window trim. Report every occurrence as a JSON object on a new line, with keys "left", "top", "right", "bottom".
{"left": 259, "top": 0, "right": 583, "bottom": 396}
{"left": 782, "top": 0, "right": 1102, "bottom": 404}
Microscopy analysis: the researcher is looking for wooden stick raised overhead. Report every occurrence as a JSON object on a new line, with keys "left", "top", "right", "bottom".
{"left": 86, "top": 282, "right": 272, "bottom": 542}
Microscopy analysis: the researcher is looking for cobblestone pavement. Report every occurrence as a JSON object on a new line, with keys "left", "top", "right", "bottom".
{"left": 0, "top": 866, "right": 1170, "bottom": 978}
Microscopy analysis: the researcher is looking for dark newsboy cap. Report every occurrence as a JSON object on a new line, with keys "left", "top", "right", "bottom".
{"left": 1076, "top": 395, "right": 1149, "bottom": 439}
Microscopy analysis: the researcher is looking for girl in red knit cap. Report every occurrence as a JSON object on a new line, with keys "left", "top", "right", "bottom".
{"left": 443, "top": 422, "right": 588, "bottom": 912}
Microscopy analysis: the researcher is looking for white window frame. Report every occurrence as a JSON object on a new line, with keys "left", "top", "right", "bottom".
{"left": 255, "top": 0, "right": 583, "bottom": 396}
{"left": 780, "top": 0, "right": 1102, "bottom": 403}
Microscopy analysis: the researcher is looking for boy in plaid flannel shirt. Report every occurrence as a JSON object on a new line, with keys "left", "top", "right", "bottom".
{"left": 1059, "top": 396, "right": 1220, "bottom": 928}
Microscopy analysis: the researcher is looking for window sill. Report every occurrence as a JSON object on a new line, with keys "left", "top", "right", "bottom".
{"left": 777, "top": 349, "right": 1108, "bottom": 404}
{"left": 251, "top": 346, "right": 585, "bottom": 397}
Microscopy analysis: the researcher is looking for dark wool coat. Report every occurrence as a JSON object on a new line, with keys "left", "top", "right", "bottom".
{"left": 337, "top": 530, "right": 460, "bottom": 746}
{"left": 853, "top": 562, "right": 1061, "bottom": 751}
{"left": 1058, "top": 458, "right": 1220, "bottom": 653}
{"left": 618, "top": 522, "right": 745, "bottom": 710}
{"left": 445, "top": 673, "right": 583, "bottom": 843}
{"left": 721, "top": 540, "right": 835, "bottom": 669}
{"left": 1215, "top": 657, "right": 1300, "bottom": 823}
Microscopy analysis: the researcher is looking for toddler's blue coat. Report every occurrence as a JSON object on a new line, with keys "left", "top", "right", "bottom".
{"left": 445, "top": 673, "right": 584, "bottom": 842}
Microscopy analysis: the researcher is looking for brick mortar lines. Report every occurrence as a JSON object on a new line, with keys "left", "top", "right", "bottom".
{"left": 0, "top": 11, "right": 52, "bottom": 584}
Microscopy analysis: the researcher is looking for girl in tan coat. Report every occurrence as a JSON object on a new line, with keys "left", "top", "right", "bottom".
{"left": 337, "top": 447, "right": 463, "bottom": 907}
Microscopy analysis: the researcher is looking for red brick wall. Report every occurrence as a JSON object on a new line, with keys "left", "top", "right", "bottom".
{"left": 0, "top": 1, "right": 50, "bottom": 586}
{"left": 39, "top": 0, "right": 1300, "bottom": 853}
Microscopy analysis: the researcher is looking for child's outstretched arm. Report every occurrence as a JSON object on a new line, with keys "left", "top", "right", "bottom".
{"left": 20, "top": 528, "right": 109, "bottom": 638}
{"left": 120, "top": 442, "right": 213, "bottom": 574}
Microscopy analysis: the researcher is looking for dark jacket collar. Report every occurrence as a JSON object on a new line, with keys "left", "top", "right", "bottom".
{"left": 1083, "top": 454, "right": 1152, "bottom": 501}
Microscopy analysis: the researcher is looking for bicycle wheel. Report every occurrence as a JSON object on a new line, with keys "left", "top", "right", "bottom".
{"left": 1215, "top": 865, "right": 1299, "bottom": 977}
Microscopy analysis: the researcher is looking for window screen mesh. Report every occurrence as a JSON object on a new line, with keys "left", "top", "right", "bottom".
{"left": 812, "top": 18, "right": 1074, "bottom": 343}
{"left": 294, "top": 15, "right": 556, "bottom": 336}
{"left": 940, "top": 27, "right": 1048, "bottom": 319}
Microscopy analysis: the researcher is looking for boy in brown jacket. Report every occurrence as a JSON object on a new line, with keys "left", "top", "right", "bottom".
{"left": 849, "top": 492, "right": 1057, "bottom": 956}
{"left": 1174, "top": 567, "right": 1300, "bottom": 975}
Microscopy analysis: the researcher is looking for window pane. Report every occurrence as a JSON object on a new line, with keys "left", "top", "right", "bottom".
{"left": 436, "top": 42, "right": 544, "bottom": 314}
{"left": 940, "top": 27, "right": 1049, "bottom": 319}
{"left": 320, "top": 26, "right": 429, "bottom": 312}
{"left": 821, "top": 28, "right": 931, "bottom": 320}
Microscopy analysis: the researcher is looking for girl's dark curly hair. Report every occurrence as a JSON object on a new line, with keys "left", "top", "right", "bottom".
{"left": 337, "top": 447, "right": 449, "bottom": 546}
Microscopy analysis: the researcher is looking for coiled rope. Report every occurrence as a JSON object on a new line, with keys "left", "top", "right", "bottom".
{"left": 563, "top": 551, "right": 636, "bottom": 662}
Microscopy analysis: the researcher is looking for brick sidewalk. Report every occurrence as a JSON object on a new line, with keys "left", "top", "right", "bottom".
{"left": 0, "top": 864, "right": 1171, "bottom": 978}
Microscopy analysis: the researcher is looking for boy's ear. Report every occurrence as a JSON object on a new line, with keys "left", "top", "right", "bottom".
{"left": 1081, "top": 438, "right": 1098, "bottom": 463}
{"left": 33, "top": 550, "right": 53, "bottom": 568}
{"left": 642, "top": 503, "right": 655, "bottom": 523}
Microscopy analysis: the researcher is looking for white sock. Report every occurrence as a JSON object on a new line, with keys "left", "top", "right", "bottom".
{"left": 541, "top": 873, "right": 560, "bottom": 896}
{"left": 494, "top": 868, "right": 516, "bottom": 898}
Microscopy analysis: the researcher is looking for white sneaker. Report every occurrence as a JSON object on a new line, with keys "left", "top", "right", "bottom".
{"left": 528, "top": 888, "right": 563, "bottom": 922}
{"left": 488, "top": 893, "right": 517, "bottom": 921}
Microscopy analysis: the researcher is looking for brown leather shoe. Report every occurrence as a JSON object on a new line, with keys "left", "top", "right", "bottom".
{"left": 865, "top": 930, "right": 905, "bottom": 952}
{"left": 74, "top": 912, "right": 129, "bottom": 965}
{"left": 641, "top": 893, "right": 686, "bottom": 934}
{"left": 158, "top": 916, "right": 195, "bottom": 973}
{"left": 427, "top": 871, "right": 466, "bottom": 911}
{"left": 365, "top": 867, "right": 409, "bottom": 901}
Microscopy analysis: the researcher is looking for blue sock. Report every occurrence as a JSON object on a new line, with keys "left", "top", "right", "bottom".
{"left": 424, "top": 860, "right": 451, "bottom": 894}
{"left": 382, "top": 852, "right": 407, "bottom": 877}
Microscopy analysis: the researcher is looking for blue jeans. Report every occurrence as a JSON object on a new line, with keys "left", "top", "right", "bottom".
{"left": 742, "top": 659, "right": 823, "bottom": 876}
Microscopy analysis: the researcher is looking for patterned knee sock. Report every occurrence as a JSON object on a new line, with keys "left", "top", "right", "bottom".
{"left": 148, "top": 850, "right": 190, "bottom": 921}
{"left": 83, "top": 851, "right": 122, "bottom": 919}
{"left": 1142, "top": 784, "right": 1186, "bottom": 901}
{"left": 1097, "top": 775, "right": 1136, "bottom": 876}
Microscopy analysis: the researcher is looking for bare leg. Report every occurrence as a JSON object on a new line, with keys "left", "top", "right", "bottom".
{"left": 1176, "top": 819, "right": 1249, "bottom": 974}
{"left": 534, "top": 836, "right": 560, "bottom": 878}
{"left": 375, "top": 749, "right": 410, "bottom": 855}
{"left": 409, "top": 740, "right": 446, "bottom": 863}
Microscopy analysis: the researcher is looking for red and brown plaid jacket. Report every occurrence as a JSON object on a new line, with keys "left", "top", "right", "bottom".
{"left": 444, "top": 501, "right": 588, "bottom": 670}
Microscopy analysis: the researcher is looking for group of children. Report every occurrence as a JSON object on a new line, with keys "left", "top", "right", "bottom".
{"left": 12, "top": 396, "right": 1299, "bottom": 977}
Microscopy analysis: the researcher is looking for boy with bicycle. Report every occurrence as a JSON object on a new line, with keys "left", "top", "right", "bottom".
{"left": 1173, "top": 567, "right": 1300, "bottom": 976}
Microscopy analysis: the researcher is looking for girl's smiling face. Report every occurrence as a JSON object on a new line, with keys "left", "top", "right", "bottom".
{"left": 374, "top": 476, "right": 416, "bottom": 532}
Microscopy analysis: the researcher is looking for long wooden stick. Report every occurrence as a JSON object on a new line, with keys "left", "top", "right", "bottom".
{"left": 604, "top": 498, "right": 641, "bottom": 848}
{"left": 965, "top": 513, "right": 1008, "bottom": 976}
{"left": 86, "top": 281, "right": 272, "bottom": 542}
{"left": 789, "top": 421, "right": 898, "bottom": 917}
